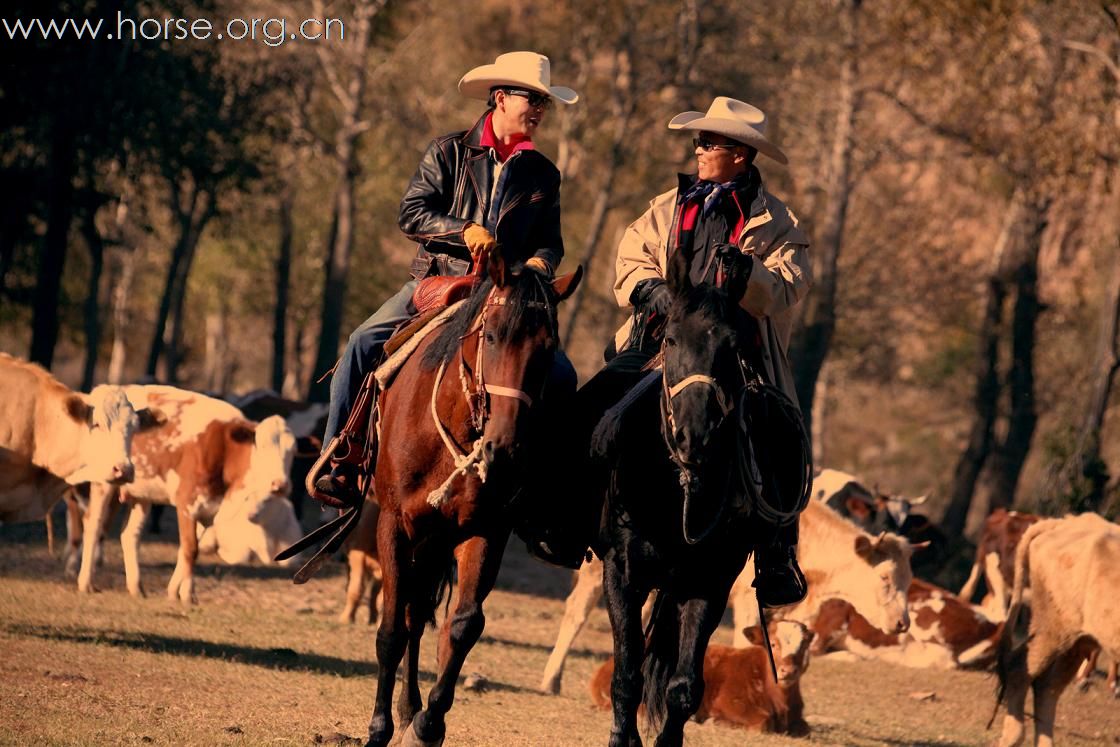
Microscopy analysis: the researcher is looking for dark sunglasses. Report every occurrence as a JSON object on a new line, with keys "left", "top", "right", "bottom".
{"left": 693, "top": 137, "right": 742, "bottom": 152}
{"left": 502, "top": 88, "right": 553, "bottom": 109}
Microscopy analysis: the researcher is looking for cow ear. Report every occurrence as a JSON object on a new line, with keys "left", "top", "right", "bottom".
{"left": 743, "top": 625, "right": 765, "bottom": 646}
{"left": 64, "top": 395, "right": 93, "bottom": 424}
{"left": 136, "top": 407, "right": 167, "bottom": 431}
{"left": 854, "top": 534, "right": 873, "bottom": 560}
{"left": 551, "top": 265, "right": 583, "bottom": 302}
{"left": 230, "top": 423, "right": 256, "bottom": 444}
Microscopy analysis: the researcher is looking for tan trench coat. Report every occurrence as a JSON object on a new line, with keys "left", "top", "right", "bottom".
{"left": 612, "top": 183, "right": 812, "bottom": 408}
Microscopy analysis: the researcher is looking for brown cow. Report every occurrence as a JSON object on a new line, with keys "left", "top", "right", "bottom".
{"left": 959, "top": 508, "right": 1041, "bottom": 619}
{"left": 811, "top": 578, "right": 1003, "bottom": 669}
{"left": 73, "top": 385, "right": 303, "bottom": 603}
{"left": 591, "top": 620, "right": 814, "bottom": 736}
{"left": 0, "top": 353, "right": 159, "bottom": 524}
{"left": 994, "top": 513, "right": 1120, "bottom": 747}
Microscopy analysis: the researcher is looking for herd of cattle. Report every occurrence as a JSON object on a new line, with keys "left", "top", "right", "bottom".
{"left": 1, "top": 351, "right": 1118, "bottom": 745}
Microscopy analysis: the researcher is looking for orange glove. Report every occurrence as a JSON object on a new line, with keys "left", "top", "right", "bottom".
{"left": 463, "top": 222, "right": 497, "bottom": 261}
{"left": 524, "top": 256, "right": 553, "bottom": 277}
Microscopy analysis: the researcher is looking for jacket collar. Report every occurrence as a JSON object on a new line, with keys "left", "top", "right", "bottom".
{"left": 463, "top": 112, "right": 490, "bottom": 150}
{"left": 676, "top": 170, "right": 773, "bottom": 232}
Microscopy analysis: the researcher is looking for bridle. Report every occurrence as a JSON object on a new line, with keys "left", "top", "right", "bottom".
{"left": 660, "top": 347, "right": 745, "bottom": 544}
{"left": 426, "top": 280, "right": 553, "bottom": 507}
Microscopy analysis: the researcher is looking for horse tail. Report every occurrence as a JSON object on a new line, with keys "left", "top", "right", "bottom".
{"left": 641, "top": 590, "right": 679, "bottom": 732}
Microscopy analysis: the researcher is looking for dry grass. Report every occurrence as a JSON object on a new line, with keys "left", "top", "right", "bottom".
{"left": 2, "top": 517, "right": 1118, "bottom": 747}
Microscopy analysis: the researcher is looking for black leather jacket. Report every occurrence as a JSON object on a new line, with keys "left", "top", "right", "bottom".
{"left": 398, "top": 112, "right": 565, "bottom": 279}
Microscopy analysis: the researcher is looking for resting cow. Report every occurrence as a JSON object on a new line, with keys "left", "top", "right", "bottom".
{"left": 540, "top": 499, "right": 917, "bottom": 693}
{"left": 590, "top": 620, "right": 813, "bottom": 736}
{"left": 0, "top": 353, "right": 159, "bottom": 524}
{"left": 958, "top": 508, "right": 1041, "bottom": 619}
{"left": 73, "top": 385, "right": 304, "bottom": 604}
{"left": 994, "top": 513, "right": 1120, "bottom": 747}
{"left": 811, "top": 578, "right": 1002, "bottom": 669}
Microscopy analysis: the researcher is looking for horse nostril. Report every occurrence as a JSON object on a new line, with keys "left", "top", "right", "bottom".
{"left": 483, "top": 440, "right": 497, "bottom": 464}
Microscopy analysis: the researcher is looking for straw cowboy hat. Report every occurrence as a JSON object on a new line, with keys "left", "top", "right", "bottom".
{"left": 458, "top": 51, "right": 579, "bottom": 105}
{"left": 668, "top": 96, "right": 788, "bottom": 165}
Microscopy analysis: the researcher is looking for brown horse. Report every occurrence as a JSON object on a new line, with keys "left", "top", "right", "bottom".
{"left": 364, "top": 251, "right": 580, "bottom": 747}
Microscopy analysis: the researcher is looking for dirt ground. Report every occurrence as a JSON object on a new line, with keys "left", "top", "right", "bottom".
{"left": 1, "top": 514, "right": 1118, "bottom": 747}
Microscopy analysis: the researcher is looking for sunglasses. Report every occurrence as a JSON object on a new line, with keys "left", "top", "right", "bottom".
{"left": 693, "top": 137, "right": 742, "bottom": 152}
{"left": 502, "top": 88, "right": 553, "bottom": 109}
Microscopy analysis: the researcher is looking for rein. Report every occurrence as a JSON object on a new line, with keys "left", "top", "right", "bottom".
{"left": 426, "top": 282, "right": 551, "bottom": 507}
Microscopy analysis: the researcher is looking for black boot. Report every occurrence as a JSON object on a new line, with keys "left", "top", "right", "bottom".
{"left": 752, "top": 543, "right": 808, "bottom": 608}
{"left": 313, "top": 462, "right": 363, "bottom": 509}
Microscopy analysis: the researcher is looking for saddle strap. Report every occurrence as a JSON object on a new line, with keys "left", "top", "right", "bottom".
{"left": 275, "top": 504, "right": 363, "bottom": 585}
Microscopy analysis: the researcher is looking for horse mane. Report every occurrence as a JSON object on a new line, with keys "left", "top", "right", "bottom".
{"left": 674, "top": 283, "right": 738, "bottom": 327}
{"left": 420, "top": 271, "right": 556, "bottom": 371}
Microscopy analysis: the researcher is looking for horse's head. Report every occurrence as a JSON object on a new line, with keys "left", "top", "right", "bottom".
{"left": 659, "top": 242, "right": 750, "bottom": 471}
{"left": 423, "top": 250, "right": 581, "bottom": 474}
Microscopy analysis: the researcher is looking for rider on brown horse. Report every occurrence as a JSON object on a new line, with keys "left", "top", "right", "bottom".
{"left": 554, "top": 96, "right": 814, "bottom": 607}
{"left": 311, "top": 53, "right": 583, "bottom": 568}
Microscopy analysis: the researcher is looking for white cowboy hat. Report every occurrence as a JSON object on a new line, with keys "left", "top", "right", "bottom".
{"left": 668, "top": 96, "right": 788, "bottom": 165}
{"left": 458, "top": 51, "right": 579, "bottom": 105}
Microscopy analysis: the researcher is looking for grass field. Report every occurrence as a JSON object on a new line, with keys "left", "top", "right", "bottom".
{"left": 1, "top": 515, "right": 1118, "bottom": 747}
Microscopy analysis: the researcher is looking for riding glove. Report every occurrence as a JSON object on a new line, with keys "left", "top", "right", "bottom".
{"left": 632, "top": 278, "right": 673, "bottom": 318}
{"left": 463, "top": 222, "right": 498, "bottom": 261}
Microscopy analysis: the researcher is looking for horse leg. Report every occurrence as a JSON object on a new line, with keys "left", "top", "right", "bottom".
{"left": 366, "top": 519, "right": 411, "bottom": 747}
{"left": 403, "top": 534, "right": 505, "bottom": 747}
{"left": 603, "top": 547, "right": 646, "bottom": 747}
{"left": 654, "top": 596, "right": 724, "bottom": 747}
{"left": 540, "top": 556, "right": 604, "bottom": 694}
{"left": 395, "top": 549, "right": 444, "bottom": 734}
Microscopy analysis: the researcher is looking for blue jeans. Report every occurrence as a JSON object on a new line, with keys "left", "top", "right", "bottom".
{"left": 322, "top": 280, "right": 579, "bottom": 449}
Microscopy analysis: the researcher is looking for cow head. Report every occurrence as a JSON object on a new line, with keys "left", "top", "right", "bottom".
{"left": 205, "top": 492, "right": 305, "bottom": 567}
{"left": 64, "top": 385, "right": 165, "bottom": 486}
{"left": 744, "top": 620, "right": 814, "bottom": 685}
{"left": 222, "top": 415, "right": 296, "bottom": 518}
{"left": 833, "top": 531, "right": 916, "bottom": 635}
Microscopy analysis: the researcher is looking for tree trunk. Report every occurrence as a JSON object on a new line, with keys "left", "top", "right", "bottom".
{"left": 789, "top": 0, "right": 860, "bottom": 435}
{"left": 308, "top": 2, "right": 376, "bottom": 403}
{"left": 107, "top": 248, "right": 136, "bottom": 385}
{"left": 273, "top": 186, "right": 294, "bottom": 393}
{"left": 29, "top": 120, "right": 76, "bottom": 369}
{"left": 982, "top": 197, "right": 1048, "bottom": 512}
{"left": 79, "top": 210, "right": 106, "bottom": 391}
{"left": 943, "top": 190, "right": 1024, "bottom": 538}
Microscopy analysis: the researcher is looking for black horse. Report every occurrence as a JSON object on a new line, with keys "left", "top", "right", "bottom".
{"left": 593, "top": 245, "right": 807, "bottom": 747}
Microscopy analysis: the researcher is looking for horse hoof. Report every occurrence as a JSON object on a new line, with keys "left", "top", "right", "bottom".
{"left": 398, "top": 722, "right": 443, "bottom": 747}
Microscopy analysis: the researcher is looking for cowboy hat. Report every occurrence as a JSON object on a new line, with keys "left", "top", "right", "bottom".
{"left": 458, "top": 51, "right": 579, "bottom": 105}
{"left": 668, "top": 97, "right": 788, "bottom": 165}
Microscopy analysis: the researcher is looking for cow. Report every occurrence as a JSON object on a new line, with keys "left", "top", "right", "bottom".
{"left": 810, "top": 578, "right": 1003, "bottom": 670}
{"left": 539, "top": 499, "right": 917, "bottom": 694}
{"left": 813, "top": 468, "right": 946, "bottom": 575}
{"left": 0, "top": 353, "right": 160, "bottom": 524}
{"left": 72, "top": 385, "right": 305, "bottom": 604}
{"left": 994, "top": 513, "right": 1120, "bottom": 747}
{"left": 590, "top": 620, "right": 814, "bottom": 736}
{"left": 959, "top": 508, "right": 1041, "bottom": 619}
{"left": 338, "top": 495, "right": 383, "bottom": 625}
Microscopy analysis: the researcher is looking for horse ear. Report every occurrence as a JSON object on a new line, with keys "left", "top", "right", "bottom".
{"left": 487, "top": 246, "right": 508, "bottom": 287}
{"left": 551, "top": 265, "right": 583, "bottom": 302}
{"left": 665, "top": 244, "right": 692, "bottom": 296}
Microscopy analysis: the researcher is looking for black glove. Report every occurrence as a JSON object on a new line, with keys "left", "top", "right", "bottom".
{"left": 631, "top": 278, "right": 673, "bottom": 318}
{"left": 715, "top": 243, "right": 752, "bottom": 297}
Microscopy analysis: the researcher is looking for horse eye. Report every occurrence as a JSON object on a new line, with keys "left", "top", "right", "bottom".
{"left": 664, "top": 336, "right": 677, "bottom": 348}
{"left": 484, "top": 331, "right": 496, "bottom": 345}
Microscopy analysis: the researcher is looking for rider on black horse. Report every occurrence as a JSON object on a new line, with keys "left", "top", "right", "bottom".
{"left": 546, "top": 96, "right": 813, "bottom": 607}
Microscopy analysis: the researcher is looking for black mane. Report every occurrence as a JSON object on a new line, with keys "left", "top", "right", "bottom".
{"left": 420, "top": 271, "right": 557, "bottom": 371}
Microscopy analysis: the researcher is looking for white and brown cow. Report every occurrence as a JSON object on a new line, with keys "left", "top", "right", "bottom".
{"left": 959, "top": 508, "right": 1041, "bottom": 619}
{"left": 590, "top": 620, "right": 814, "bottom": 736}
{"left": 995, "top": 513, "right": 1120, "bottom": 747}
{"left": 74, "top": 385, "right": 304, "bottom": 604}
{"left": 539, "top": 500, "right": 917, "bottom": 694}
{"left": 0, "top": 353, "right": 159, "bottom": 524}
{"left": 810, "top": 578, "right": 1003, "bottom": 669}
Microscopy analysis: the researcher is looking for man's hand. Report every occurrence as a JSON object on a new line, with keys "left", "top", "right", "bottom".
{"left": 463, "top": 222, "right": 497, "bottom": 261}
{"left": 633, "top": 278, "right": 673, "bottom": 317}
{"left": 524, "top": 257, "right": 553, "bottom": 278}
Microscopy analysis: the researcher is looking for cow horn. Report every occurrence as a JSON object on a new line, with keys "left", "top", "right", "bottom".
{"left": 909, "top": 493, "right": 931, "bottom": 506}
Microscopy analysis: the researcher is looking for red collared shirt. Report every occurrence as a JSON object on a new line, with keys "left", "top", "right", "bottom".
{"left": 479, "top": 112, "right": 535, "bottom": 162}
